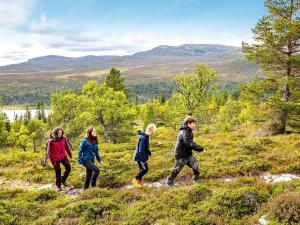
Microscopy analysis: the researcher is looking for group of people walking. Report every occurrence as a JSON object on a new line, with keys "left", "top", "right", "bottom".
{"left": 47, "top": 116, "right": 206, "bottom": 191}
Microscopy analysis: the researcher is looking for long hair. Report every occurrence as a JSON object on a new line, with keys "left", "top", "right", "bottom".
{"left": 52, "top": 127, "right": 64, "bottom": 138}
{"left": 86, "top": 126, "right": 98, "bottom": 144}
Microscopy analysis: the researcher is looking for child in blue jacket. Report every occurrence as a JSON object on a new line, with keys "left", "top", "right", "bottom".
{"left": 132, "top": 124, "right": 157, "bottom": 187}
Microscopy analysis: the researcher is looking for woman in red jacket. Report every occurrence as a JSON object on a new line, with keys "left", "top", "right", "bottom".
{"left": 47, "top": 127, "right": 72, "bottom": 191}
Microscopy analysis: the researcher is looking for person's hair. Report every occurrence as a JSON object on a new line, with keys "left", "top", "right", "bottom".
{"left": 86, "top": 126, "right": 98, "bottom": 144}
{"left": 52, "top": 127, "right": 64, "bottom": 137}
{"left": 146, "top": 124, "right": 157, "bottom": 133}
{"left": 184, "top": 116, "right": 197, "bottom": 125}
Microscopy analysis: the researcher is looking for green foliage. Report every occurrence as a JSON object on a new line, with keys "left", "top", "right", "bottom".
{"left": 0, "top": 113, "right": 9, "bottom": 151}
{"left": 217, "top": 187, "right": 269, "bottom": 219}
{"left": 27, "top": 119, "right": 45, "bottom": 152}
{"left": 82, "top": 80, "right": 136, "bottom": 143}
{"left": 142, "top": 103, "right": 156, "bottom": 130}
{"left": 31, "top": 189, "right": 57, "bottom": 203}
{"left": 58, "top": 199, "right": 119, "bottom": 225}
{"left": 50, "top": 91, "right": 86, "bottom": 129}
{"left": 218, "top": 100, "right": 242, "bottom": 132}
{"left": 16, "top": 124, "right": 30, "bottom": 151}
{"left": 173, "top": 64, "right": 216, "bottom": 116}
{"left": 105, "top": 68, "right": 128, "bottom": 95}
{"left": 35, "top": 101, "right": 47, "bottom": 122}
{"left": 187, "top": 184, "right": 212, "bottom": 203}
{"left": 0, "top": 204, "right": 17, "bottom": 225}
{"left": 23, "top": 105, "right": 31, "bottom": 126}
{"left": 242, "top": 0, "right": 300, "bottom": 132}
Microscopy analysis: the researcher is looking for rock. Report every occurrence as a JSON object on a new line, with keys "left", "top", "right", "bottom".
{"left": 261, "top": 173, "right": 299, "bottom": 183}
{"left": 258, "top": 215, "right": 268, "bottom": 225}
{"left": 37, "top": 184, "right": 53, "bottom": 190}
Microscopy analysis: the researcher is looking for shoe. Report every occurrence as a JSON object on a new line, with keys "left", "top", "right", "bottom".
{"left": 166, "top": 178, "right": 174, "bottom": 187}
{"left": 61, "top": 177, "right": 68, "bottom": 186}
{"left": 132, "top": 178, "right": 143, "bottom": 187}
{"left": 194, "top": 175, "right": 203, "bottom": 182}
{"left": 57, "top": 187, "right": 62, "bottom": 192}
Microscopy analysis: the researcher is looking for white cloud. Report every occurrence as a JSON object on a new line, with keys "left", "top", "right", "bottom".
{"left": 30, "top": 15, "right": 58, "bottom": 33}
{"left": 0, "top": 21, "right": 249, "bottom": 66}
{"left": 0, "top": 0, "right": 37, "bottom": 28}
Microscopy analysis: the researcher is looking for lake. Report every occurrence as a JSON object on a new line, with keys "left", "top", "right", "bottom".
{"left": 2, "top": 109, "right": 50, "bottom": 121}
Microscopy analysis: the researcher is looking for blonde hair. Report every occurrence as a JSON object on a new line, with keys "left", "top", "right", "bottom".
{"left": 146, "top": 124, "right": 157, "bottom": 133}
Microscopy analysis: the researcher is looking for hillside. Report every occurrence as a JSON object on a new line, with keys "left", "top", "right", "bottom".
{"left": 0, "top": 126, "right": 299, "bottom": 224}
{"left": 0, "top": 44, "right": 261, "bottom": 105}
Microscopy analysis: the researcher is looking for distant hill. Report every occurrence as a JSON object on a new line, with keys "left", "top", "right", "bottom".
{"left": 134, "top": 44, "right": 241, "bottom": 57}
{"left": 0, "top": 44, "right": 262, "bottom": 105}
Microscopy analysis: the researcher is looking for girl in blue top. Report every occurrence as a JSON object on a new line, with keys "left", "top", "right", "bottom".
{"left": 78, "top": 127, "right": 103, "bottom": 189}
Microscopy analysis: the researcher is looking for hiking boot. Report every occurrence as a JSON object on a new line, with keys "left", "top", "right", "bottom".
{"left": 57, "top": 187, "right": 63, "bottom": 192}
{"left": 166, "top": 179, "right": 174, "bottom": 187}
{"left": 194, "top": 175, "right": 203, "bottom": 182}
{"left": 61, "top": 176, "right": 68, "bottom": 186}
{"left": 132, "top": 178, "right": 143, "bottom": 187}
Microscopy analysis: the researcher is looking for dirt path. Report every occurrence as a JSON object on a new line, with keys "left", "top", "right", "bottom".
{"left": 0, "top": 177, "right": 83, "bottom": 197}
{"left": 0, "top": 173, "right": 299, "bottom": 197}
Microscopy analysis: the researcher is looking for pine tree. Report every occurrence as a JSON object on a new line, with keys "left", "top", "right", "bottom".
{"left": 143, "top": 103, "right": 156, "bottom": 130}
{"left": 24, "top": 105, "right": 31, "bottom": 125}
{"left": 158, "top": 90, "right": 166, "bottom": 104}
{"left": 242, "top": 0, "right": 300, "bottom": 133}
{"left": 105, "top": 68, "right": 129, "bottom": 96}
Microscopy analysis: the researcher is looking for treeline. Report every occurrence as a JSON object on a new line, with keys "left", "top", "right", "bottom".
{"left": 1, "top": 0, "right": 300, "bottom": 151}
{"left": 1, "top": 61, "right": 299, "bottom": 153}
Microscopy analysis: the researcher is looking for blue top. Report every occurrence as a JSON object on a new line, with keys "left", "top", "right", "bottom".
{"left": 78, "top": 137, "right": 101, "bottom": 165}
{"left": 133, "top": 131, "right": 151, "bottom": 162}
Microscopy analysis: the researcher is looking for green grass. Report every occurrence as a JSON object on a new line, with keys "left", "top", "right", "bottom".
{"left": 0, "top": 126, "right": 299, "bottom": 224}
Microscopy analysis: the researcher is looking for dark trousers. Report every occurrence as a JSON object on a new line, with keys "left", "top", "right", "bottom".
{"left": 167, "top": 155, "right": 200, "bottom": 184}
{"left": 135, "top": 161, "right": 148, "bottom": 180}
{"left": 52, "top": 158, "right": 71, "bottom": 188}
{"left": 83, "top": 160, "right": 100, "bottom": 189}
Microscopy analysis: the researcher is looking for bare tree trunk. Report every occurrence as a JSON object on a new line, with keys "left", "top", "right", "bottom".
{"left": 278, "top": 82, "right": 290, "bottom": 133}
{"left": 103, "top": 130, "right": 109, "bottom": 143}
{"left": 33, "top": 139, "right": 36, "bottom": 152}
{"left": 41, "top": 144, "right": 48, "bottom": 167}
{"left": 277, "top": 40, "right": 292, "bottom": 133}
{"left": 196, "top": 113, "right": 200, "bottom": 136}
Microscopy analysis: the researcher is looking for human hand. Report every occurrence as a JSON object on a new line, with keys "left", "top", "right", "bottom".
{"left": 79, "top": 164, "right": 85, "bottom": 169}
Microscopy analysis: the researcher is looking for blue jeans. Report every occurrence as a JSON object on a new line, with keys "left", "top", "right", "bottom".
{"left": 83, "top": 160, "right": 100, "bottom": 189}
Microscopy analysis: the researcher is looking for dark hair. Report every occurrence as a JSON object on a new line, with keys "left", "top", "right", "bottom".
{"left": 52, "top": 127, "right": 64, "bottom": 137}
{"left": 184, "top": 116, "right": 197, "bottom": 125}
{"left": 86, "top": 126, "right": 98, "bottom": 144}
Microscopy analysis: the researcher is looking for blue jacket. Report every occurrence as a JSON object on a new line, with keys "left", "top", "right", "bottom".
{"left": 78, "top": 137, "right": 101, "bottom": 165}
{"left": 133, "top": 131, "right": 151, "bottom": 162}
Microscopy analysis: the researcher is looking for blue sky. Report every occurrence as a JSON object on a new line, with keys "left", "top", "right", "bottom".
{"left": 0, "top": 0, "right": 266, "bottom": 66}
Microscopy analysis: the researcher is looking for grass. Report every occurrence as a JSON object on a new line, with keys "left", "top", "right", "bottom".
{"left": 0, "top": 126, "right": 299, "bottom": 224}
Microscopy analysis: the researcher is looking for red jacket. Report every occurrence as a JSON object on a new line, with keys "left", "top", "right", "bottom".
{"left": 47, "top": 137, "right": 72, "bottom": 163}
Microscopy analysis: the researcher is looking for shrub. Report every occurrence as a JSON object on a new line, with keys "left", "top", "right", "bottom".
{"left": 217, "top": 187, "right": 268, "bottom": 219}
{"left": 58, "top": 199, "right": 119, "bottom": 224}
{"left": 0, "top": 205, "right": 16, "bottom": 225}
{"left": 287, "top": 164, "right": 300, "bottom": 174}
{"left": 187, "top": 184, "right": 212, "bottom": 203}
{"left": 266, "top": 192, "right": 300, "bottom": 224}
{"left": 32, "top": 189, "right": 57, "bottom": 203}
